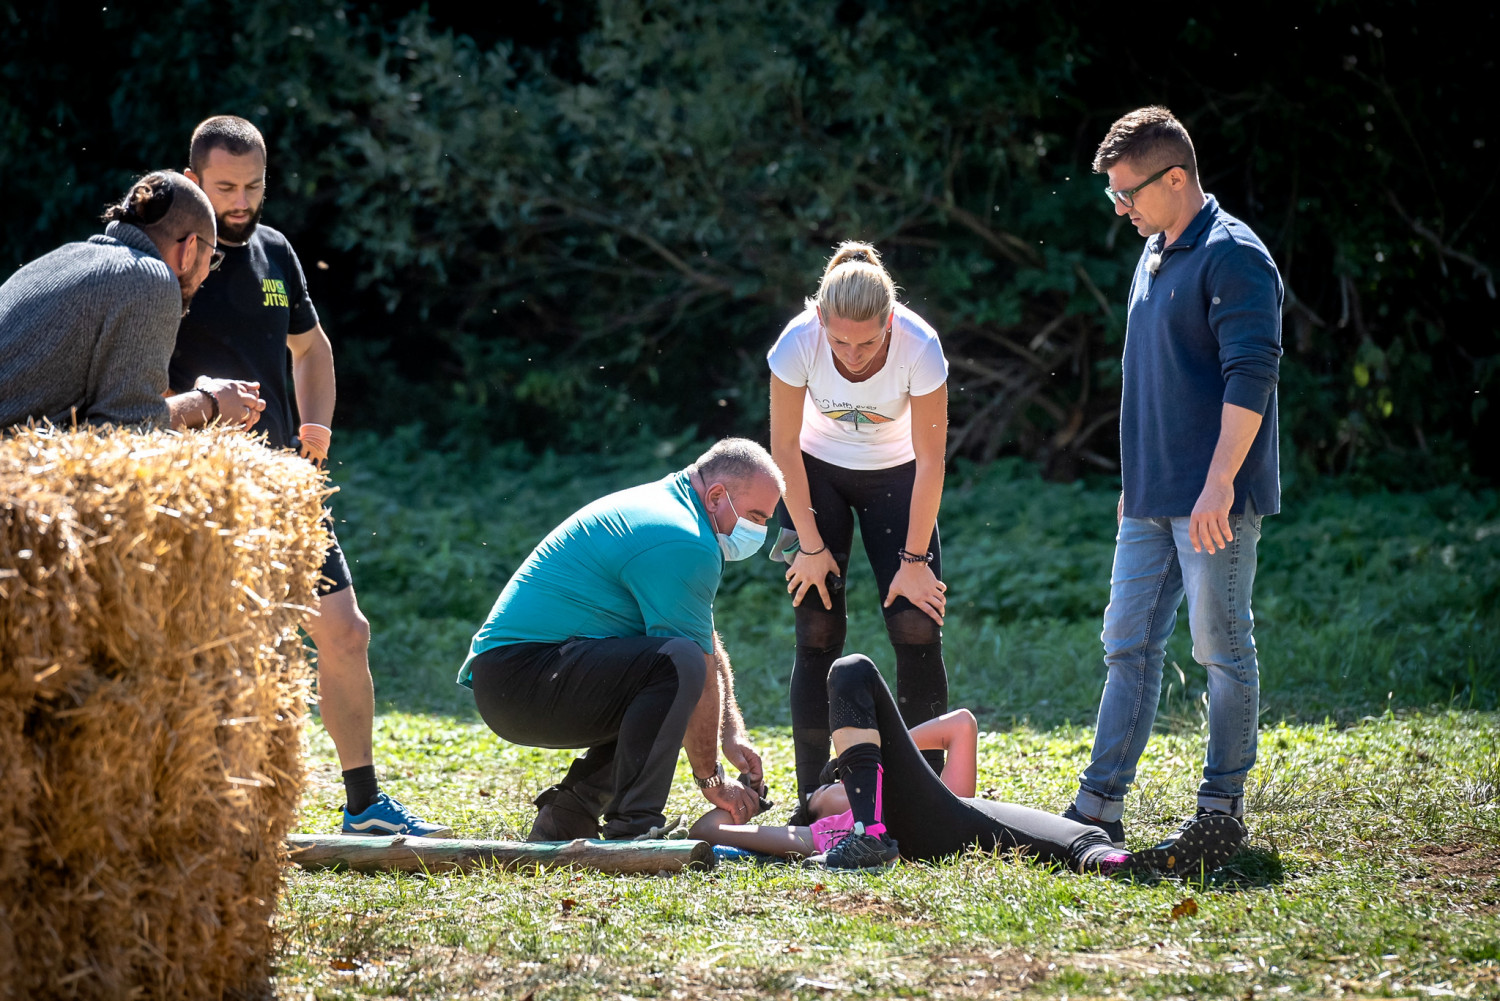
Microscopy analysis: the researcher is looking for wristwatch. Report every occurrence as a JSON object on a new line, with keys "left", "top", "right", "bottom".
{"left": 693, "top": 761, "right": 726, "bottom": 789}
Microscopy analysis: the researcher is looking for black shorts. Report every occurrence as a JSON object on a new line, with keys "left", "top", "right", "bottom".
{"left": 317, "top": 516, "right": 353, "bottom": 596}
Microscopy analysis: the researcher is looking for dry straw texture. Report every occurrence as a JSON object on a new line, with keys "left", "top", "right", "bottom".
{"left": 0, "top": 425, "right": 330, "bottom": 1000}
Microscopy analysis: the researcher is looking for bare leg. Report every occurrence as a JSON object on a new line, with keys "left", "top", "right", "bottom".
{"left": 832, "top": 727, "right": 880, "bottom": 753}
{"left": 304, "top": 585, "right": 375, "bottom": 770}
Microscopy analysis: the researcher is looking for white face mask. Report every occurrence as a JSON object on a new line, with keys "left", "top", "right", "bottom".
{"left": 716, "top": 490, "right": 767, "bottom": 561}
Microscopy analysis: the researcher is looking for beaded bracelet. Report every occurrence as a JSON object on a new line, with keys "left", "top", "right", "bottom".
{"left": 194, "top": 387, "right": 219, "bottom": 421}
{"left": 897, "top": 548, "right": 933, "bottom": 565}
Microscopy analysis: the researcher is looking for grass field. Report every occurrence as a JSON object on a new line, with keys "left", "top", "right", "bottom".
{"left": 274, "top": 435, "right": 1500, "bottom": 999}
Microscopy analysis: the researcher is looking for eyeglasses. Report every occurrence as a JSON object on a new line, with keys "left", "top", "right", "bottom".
{"left": 1103, "top": 164, "right": 1186, "bottom": 208}
{"left": 178, "top": 232, "right": 226, "bottom": 271}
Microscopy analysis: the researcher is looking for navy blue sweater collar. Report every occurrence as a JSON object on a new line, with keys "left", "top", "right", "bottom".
{"left": 1152, "top": 194, "right": 1219, "bottom": 255}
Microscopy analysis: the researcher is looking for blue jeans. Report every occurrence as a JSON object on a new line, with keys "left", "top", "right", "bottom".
{"left": 1074, "top": 503, "right": 1263, "bottom": 822}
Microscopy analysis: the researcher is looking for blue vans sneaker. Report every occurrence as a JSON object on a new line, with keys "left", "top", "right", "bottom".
{"left": 342, "top": 792, "right": 452, "bottom": 838}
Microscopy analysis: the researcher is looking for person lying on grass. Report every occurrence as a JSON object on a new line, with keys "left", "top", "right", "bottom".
{"left": 690, "top": 653, "right": 1244, "bottom": 876}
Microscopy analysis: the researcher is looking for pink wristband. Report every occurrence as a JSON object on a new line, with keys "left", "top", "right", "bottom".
{"left": 298, "top": 422, "right": 332, "bottom": 457}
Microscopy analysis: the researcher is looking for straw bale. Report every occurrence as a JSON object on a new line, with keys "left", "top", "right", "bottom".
{"left": 0, "top": 425, "right": 329, "bottom": 1000}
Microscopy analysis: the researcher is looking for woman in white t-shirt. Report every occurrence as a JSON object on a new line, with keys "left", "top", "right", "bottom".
{"left": 767, "top": 241, "right": 950, "bottom": 818}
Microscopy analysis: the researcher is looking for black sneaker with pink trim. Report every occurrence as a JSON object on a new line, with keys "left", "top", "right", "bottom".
{"left": 814, "top": 827, "right": 899, "bottom": 870}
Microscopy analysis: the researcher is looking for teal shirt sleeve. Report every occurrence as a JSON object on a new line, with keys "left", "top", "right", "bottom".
{"left": 618, "top": 540, "right": 721, "bottom": 654}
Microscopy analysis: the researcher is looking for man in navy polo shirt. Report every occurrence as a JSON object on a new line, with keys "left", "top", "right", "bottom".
{"left": 1062, "top": 107, "right": 1283, "bottom": 853}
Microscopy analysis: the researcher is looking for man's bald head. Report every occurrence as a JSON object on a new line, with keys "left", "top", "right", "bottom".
{"left": 102, "top": 170, "right": 216, "bottom": 254}
{"left": 692, "top": 437, "right": 785, "bottom": 496}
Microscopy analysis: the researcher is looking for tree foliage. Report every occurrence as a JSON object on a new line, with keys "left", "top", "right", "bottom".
{"left": 2, "top": 0, "right": 1495, "bottom": 483}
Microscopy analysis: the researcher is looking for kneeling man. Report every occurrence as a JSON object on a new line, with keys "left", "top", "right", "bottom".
{"left": 459, "top": 438, "right": 783, "bottom": 840}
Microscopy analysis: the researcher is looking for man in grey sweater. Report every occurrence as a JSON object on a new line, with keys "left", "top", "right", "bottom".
{"left": 0, "top": 170, "right": 263, "bottom": 430}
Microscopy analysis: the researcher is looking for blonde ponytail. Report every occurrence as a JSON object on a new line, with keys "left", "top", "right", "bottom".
{"left": 805, "top": 241, "right": 897, "bottom": 323}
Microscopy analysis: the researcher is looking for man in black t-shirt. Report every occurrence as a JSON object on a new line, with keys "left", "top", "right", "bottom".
{"left": 171, "top": 115, "right": 448, "bottom": 838}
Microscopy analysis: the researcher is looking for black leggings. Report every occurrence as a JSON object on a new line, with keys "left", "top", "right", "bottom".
{"left": 787, "top": 452, "right": 947, "bottom": 800}
{"left": 827, "top": 654, "right": 1111, "bottom": 865}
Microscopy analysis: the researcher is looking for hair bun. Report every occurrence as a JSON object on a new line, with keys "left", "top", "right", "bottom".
{"left": 127, "top": 177, "right": 174, "bottom": 226}
{"left": 810, "top": 241, "right": 896, "bottom": 320}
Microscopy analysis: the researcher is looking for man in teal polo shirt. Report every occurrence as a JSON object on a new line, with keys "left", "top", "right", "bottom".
{"left": 460, "top": 438, "right": 784, "bottom": 840}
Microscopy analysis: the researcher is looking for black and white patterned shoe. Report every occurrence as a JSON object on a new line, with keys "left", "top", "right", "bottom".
{"left": 1129, "top": 812, "right": 1246, "bottom": 878}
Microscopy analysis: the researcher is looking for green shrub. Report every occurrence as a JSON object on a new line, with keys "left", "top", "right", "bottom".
{"left": 2, "top": 0, "right": 1494, "bottom": 483}
{"left": 322, "top": 435, "right": 1500, "bottom": 724}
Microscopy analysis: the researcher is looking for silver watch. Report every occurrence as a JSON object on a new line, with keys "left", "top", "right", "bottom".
{"left": 693, "top": 761, "right": 726, "bottom": 789}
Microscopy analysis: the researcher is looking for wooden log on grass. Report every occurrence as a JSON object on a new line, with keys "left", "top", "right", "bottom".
{"left": 286, "top": 833, "right": 717, "bottom": 874}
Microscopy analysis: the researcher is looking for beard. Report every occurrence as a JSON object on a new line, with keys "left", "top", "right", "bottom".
{"left": 216, "top": 198, "right": 265, "bottom": 244}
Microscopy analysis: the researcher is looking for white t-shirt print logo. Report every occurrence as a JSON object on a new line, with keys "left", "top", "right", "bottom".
{"left": 813, "top": 394, "right": 898, "bottom": 427}
{"left": 767, "top": 303, "right": 948, "bottom": 471}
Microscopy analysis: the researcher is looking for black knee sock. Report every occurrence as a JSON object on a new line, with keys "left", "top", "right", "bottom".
{"left": 343, "top": 764, "right": 380, "bottom": 815}
{"left": 792, "top": 576, "right": 848, "bottom": 803}
{"left": 837, "top": 742, "right": 887, "bottom": 836}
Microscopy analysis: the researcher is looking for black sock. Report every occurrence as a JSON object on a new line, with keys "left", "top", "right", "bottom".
{"left": 343, "top": 764, "right": 379, "bottom": 814}
{"left": 836, "top": 742, "right": 886, "bottom": 836}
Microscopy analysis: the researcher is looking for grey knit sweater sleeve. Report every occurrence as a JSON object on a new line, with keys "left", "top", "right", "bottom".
{"left": 0, "top": 222, "right": 180, "bottom": 428}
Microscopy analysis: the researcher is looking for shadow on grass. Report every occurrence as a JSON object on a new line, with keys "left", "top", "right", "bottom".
{"left": 1206, "top": 846, "right": 1287, "bottom": 890}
